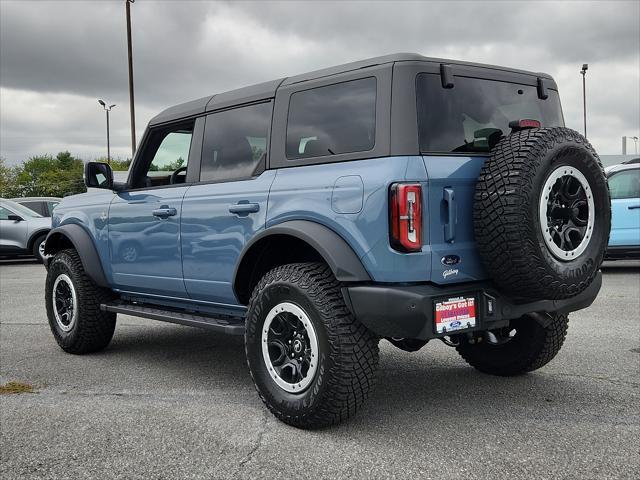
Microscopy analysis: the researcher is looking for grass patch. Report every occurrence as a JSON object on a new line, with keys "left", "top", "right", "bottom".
{"left": 0, "top": 381, "right": 37, "bottom": 395}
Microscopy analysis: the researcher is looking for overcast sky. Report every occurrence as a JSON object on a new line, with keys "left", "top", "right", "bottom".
{"left": 1, "top": 0, "right": 639, "bottom": 165}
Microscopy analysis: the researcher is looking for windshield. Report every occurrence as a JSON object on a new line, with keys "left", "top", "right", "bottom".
{"left": 1, "top": 199, "right": 43, "bottom": 218}
{"left": 416, "top": 74, "right": 564, "bottom": 153}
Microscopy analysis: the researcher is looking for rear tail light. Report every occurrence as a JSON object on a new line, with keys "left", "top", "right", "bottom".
{"left": 389, "top": 183, "right": 422, "bottom": 252}
{"left": 508, "top": 119, "right": 541, "bottom": 131}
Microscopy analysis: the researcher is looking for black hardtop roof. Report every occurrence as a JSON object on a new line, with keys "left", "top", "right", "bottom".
{"left": 149, "top": 53, "right": 554, "bottom": 126}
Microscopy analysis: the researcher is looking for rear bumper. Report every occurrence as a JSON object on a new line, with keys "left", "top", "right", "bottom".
{"left": 344, "top": 272, "right": 602, "bottom": 341}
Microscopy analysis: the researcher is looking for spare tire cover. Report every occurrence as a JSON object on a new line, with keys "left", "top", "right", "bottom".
{"left": 474, "top": 127, "right": 610, "bottom": 300}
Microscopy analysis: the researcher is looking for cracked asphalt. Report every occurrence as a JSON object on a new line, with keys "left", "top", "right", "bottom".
{"left": 1, "top": 260, "right": 639, "bottom": 479}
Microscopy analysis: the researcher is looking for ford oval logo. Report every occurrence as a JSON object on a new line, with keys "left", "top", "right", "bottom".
{"left": 450, "top": 321, "right": 462, "bottom": 328}
{"left": 441, "top": 255, "right": 460, "bottom": 266}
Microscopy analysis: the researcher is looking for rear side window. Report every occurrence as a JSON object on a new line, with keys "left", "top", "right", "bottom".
{"left": 19, "top": 201, "right": 44, "bottom": 216}
{"left": 286, "top": 77, "right": 376, "bottom": 159}
{"left": 608, "top": 169, "right": 640, "bottom": 199}
{"left": 200, "top": 102, "right": 272, "bottom": 182}
{"left": 416, "top": 74, "right": 564, "bottom": 153}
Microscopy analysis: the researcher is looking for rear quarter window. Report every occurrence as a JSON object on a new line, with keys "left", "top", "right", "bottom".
{"left": 286, "top": 77, "right": 376, "bottom": 159}
{"left": 416, "top": 74, "right": 564, "bottom": 154}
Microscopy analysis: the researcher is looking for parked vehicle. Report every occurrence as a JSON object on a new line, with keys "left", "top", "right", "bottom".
{"left": 42, "top": 54, "right": 611, "bottom": 428}
{"left": 605, "top": 163, "right": 640, "bottom": 259}
{"left": 11, "top": 197, "right": 61, "bottom": 217}
{"left": 0, "top": 198, "right": 51, "bottom": 262}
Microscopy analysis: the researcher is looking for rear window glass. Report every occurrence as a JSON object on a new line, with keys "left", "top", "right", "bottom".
{"left": 416, "top": 74, "right": 564, "bottom": 153}
{"left": 286, "top": 77, "right": 376, "bottom": 159}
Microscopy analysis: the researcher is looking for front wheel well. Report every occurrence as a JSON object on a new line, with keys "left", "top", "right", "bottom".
{"left": 234, "top": 235, "right": 325, "bottom": 304}
{"left": 43, "top": 231, "right": 74, "bottom": 256}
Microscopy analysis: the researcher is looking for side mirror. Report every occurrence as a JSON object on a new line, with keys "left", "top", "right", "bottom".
{"left": 85, "top": 162, "right": 114, "bottom": 189}
{"left": 7, "top": 214, "right": 23, "bottom": 222}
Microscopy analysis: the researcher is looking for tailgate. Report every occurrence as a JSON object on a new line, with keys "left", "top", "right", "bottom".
{"left": 422, "top": 155, "right": 489, "bottom": 284}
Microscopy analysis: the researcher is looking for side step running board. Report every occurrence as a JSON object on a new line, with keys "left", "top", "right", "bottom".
{"left": 100, "top": 302, "right": 245, "bottom": 335}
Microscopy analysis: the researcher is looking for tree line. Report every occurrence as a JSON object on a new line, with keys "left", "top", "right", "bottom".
{"left": 1, "top": 152, "right": 131, "bottom": 198}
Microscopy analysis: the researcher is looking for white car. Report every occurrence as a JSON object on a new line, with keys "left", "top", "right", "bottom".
{"left": 0, "top": 198, "right": 52, "bottom": 262}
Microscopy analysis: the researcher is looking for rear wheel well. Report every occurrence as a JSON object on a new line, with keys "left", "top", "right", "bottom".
{"left": 235, "top": 235, "right": 325, "bottom": 304}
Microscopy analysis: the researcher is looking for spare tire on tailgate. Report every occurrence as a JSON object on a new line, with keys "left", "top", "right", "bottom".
{"left": 474, "top": 127, "right": 610, "bottom": 300}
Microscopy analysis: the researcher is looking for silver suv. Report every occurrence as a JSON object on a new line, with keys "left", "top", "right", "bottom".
{"left": 0, "top": 199, "right": 51, "bottom": 262}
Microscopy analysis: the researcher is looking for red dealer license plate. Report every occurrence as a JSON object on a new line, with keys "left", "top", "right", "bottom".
{"left": 434, "top": 296, "right": 477, "bottom": 334}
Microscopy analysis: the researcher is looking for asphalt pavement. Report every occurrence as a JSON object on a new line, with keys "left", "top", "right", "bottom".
{"left": 1, "top": 260, "right": 639, "bottom": 479}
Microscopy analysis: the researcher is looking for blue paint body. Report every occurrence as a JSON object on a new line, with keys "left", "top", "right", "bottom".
{"left": 609, "top": 197, "right": 640, "bottom": 247}
{"left": 51, "top": 154, "right": 489, "bottom": 315}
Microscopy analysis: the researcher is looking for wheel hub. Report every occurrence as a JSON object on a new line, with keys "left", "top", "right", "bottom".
{"left": 52, "top": 273, "right": 78, "bottom": 332}
{"left": 539, "top": 166, "right": 595, "bottom": 261}
{"left": 261, "top": 302, "right": 318, "bottom": 393}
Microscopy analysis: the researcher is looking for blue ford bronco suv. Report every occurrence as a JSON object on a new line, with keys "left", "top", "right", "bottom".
{"left": 44, "top": 54, "right": 610, "bottom": 429}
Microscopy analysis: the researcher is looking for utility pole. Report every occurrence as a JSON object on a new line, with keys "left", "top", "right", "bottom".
{"left": 98, "top": 100, "right": 116, "bottom": 164}
{"left": 126, "top": 0, "right": 136, "bottom": 157}
{"left": 580, "top": 64, "right": 588, "bottom": 138}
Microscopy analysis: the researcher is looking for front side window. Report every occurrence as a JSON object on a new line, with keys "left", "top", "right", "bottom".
{"left": 200, "top": 102, "right": 272, "bottom": 182}
{"left": 0, "top": 206, "right": 11, "bottom": 220}
{"left": 133, "top": 122, "right": 194, "bottom": 188}
{"left": 286, "top": 77, "right": 376, "bottom": 159}
{"left": 0, "top": 201, "right": 41, "bottom": 218}
{"left": 417, "top": 74, "right": 564, "bottom": 153}
{"left": 608, "top": 169, "right": 640, "bottom": 199}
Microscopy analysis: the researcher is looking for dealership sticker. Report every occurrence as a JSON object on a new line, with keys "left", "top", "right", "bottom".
{"left": 434, "top": 296, "right": 476, "bottom": 334}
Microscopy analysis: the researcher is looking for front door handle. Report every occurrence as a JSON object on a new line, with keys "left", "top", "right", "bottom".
{"left": 229, "top": 202, "right": 260, "bottom": 215}
{"left": 152, "top": 207, "right": 177, "bottom": 219}
{"left": 628, "top": 205, "right": 640, "bottom": 210}
{"left": 443, "top": 187, "right": 456, "bottom": 243}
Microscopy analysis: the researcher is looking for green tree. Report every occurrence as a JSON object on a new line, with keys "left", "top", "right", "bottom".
{"left": 107, "top": 158, "right": 132, "bottom": 171}
{"left": 0, "top": 157, "right": 19, "bottom": 197}
{"left": 8, "top": 151, "right": 86, "bottom": 197}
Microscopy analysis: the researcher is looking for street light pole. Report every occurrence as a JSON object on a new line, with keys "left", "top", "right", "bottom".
{"left": 98, "top": 100, "right": 116, "bottom": 165}
{"left": 622, "top": 136, "right": 639, "bottom": 155}
{"left": 126, "top": 0, "right": 136, "bottom": 157}
{"left": 580, "top": 64, "right": 588, "bottom": 138}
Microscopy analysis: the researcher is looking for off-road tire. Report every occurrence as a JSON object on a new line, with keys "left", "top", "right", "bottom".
{"left": 245, "top": 262, "right": 379, "bottom": 429}
{"left": 474, "top": 127, "right": 610, "bottom": 300}
{"left": 456, "top": 312, "right": 568, "bottom": 376}
{"left": 45, "top": 249, "right": 116, "bottom": 354}
{"left": 31, "top": 234, "right": 47, "bottom": 263}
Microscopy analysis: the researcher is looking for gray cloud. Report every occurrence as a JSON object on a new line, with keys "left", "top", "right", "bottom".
{"left": 1, "top": 0, "right": 638, "bottom": 164}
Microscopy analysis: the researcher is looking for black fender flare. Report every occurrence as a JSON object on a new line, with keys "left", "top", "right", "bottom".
{"left": 44, "top": 224, "right": 109, "bottom": 288}
{"left": 233, "top": 220, "right": 371, "bottom": 300}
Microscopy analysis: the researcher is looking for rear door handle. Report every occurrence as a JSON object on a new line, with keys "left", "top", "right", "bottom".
{"left": 628, "top": 205, "right": 640, "bottom": 210}
{"left": 229, "top": 202, "right": 260, "bottom": 215}
{"left": 152, "top": 207, "right": 177, "bottom": 219}
{"left": 443, "top": 187, "right": 456, "bottom": 243}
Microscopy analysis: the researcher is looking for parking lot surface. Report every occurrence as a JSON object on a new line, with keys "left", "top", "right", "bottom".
{"left": 1, "top": 260, "right": 639, "bottom": 479}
